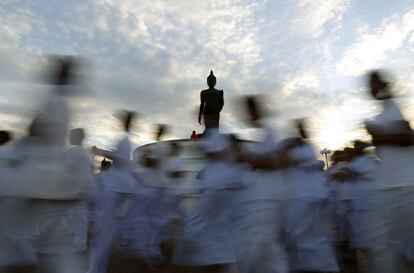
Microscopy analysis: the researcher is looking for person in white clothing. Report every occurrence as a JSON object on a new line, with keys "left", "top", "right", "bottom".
{"left": 173, "top": 130, "right": 242, "bottom": 273}
{"left": 64, "top": 128, "right": 93, "bottom": 197}
{"left": 346, "top": 141, "right": 378, "bottom": 251}
{"left": 284, "top": 120, "right": 339, "bottom": 273}
{"left": 0, "top": 131, "right": 38, "bottom": 273}
{"left": 88, "top": 110, "right": 138, "bottom": 273}
{"left": 364, "top": 70, "right": 414, "bottom": 273}
{"left": 232, "top": 96, "right": 293, "bottom": 273}
{"left": 6, "top": 56, "right": 90, "bottom": 273}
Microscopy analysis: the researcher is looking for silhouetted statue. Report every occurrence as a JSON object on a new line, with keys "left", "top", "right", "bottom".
{"left": 198, "top": 70, "right": 224, "bottom": 133}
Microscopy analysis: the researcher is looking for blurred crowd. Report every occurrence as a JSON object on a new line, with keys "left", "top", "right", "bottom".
{"left": 1, "top": 56, "right": 414, "bottom": 273}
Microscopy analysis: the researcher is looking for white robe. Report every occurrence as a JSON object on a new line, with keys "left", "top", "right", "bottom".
{"left": 89, "top": 134, "right": 138, "bottom": 273}
{"left": 2, "top": 90, "right": 89, "bottom": 273}
{"left": 0, "top": 146, "right": 37, "bottom": 267}
{"left": 173, "top": 161, "right": 242, "bottom": 266}
{"left": 233, "top": 126, "right": 289, "bottom": 273}
{"left": 120, "top": 177, "right": 158, "bottom": 258}
{"left": 328, "top": 163, "right": 353, "bottom": 238}
{"left": 347, "top": 155, "right": 378, "bottom": 250}
{"left": 284, "top": 143, "right": 338, "bottom": 272}
{"left": 100, "top": 134, "right": 136, "bottom": 194}
{"left": 366, "top": 99, "right": 414, "bottom": 273}
{"left": 63, "top": 145, "right": 94, "bottom": 198}
{"left": 11, "top": 91, "right": 72, "bottom": 199}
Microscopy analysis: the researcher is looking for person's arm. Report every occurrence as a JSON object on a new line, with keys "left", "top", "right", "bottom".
{"left": 366, "top": 120, "right": 414, "bottom": 146}
{"left": 219, "top": 90, "right": 224, "bottom": 111}
{"left": 198, "top": 91, "right": 205, "bottom": 125}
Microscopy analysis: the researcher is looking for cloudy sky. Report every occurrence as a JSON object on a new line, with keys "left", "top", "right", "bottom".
{"left": 1, "top": 0, "right": 414, "bottom": 151}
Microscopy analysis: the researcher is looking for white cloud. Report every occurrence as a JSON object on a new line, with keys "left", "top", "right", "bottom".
{"left": 337, "top": 8, "right": 414, "bottom": 76}
{"left": 290, "top": 0, "right": 350, "bottom": 38}
{"left": 0, "top": 0, "right": 413, "bottom": 151}
{"left": 281, "top": 72, "right": 320, "bottom": 96}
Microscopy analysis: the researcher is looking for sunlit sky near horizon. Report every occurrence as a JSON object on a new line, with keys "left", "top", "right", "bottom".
{"left": 1, "top": 0, "right": 414, "bottom": 152}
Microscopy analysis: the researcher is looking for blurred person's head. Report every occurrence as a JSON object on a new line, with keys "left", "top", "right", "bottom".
{"left": 368, "top": 70, "right": 392, "bottom": 100}
{"left": 207, "top": 70, "right": 216, "bottom": 88}
{"left": 120, "top": 110, "right": 136, "bottom": 132}
{"left": 344, "top": 147, "right": 355, "bottom": 160}
{"left": 48, "top": 55, "right": 79, "bottom": 86}
{"left": 244, "top": 95, "right": 263, "bottom": 127}
{"left": 0, "top": 130, "right": 11, "bottom": 145}
{"left": 69, "top": 128, "right": 85, "bottom": 146}
{"left": 155, "top": 124, "right": 169, "bottom": 141}
{"left": 353, "top": 140, "right": 370, "bottom": 156}
{"left": 295, "top": 118, "right": 308, "bottom": 140}
{"left": 331, "top": 150, "right": 343, "bottom": 165}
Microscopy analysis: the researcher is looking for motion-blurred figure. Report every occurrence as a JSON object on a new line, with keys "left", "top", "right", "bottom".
{"left": 364, "top": 70, "right": 414, "bottom": 273}
{"left": 0, "top": 131, "right": 14, "bottom": 196}
{"left": 346, "top": 141, "right": 378, "bottom": 252}
{"left": 64, "top": 128, "right": 93, "bottom": 195}
{"left": 6, "top": 56, "right": 89, "bottom": 273}
{"left": 232, "top": 95, "right": 290, "bottom": 273}
{"left": 89, "top": 111, "right": 137, "bottom": 273}
{"left": 173, "top": 130, "right": 241, "bottom": 273}
{"left": 0, "top": 131, "right": 36, "bottom": 273}
{"left": 283, "top": 119, "right": 338, "bottom": 272}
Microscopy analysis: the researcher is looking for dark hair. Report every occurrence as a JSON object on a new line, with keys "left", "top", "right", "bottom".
{"left": 156, "top": 124, "right": 169, "bottom": 141}
{"left": 368, "top": 70, "right": 391, "bottom": 98}
{"left": 49, "top": 55, "right": 78, "bottom": 85}
{"left": 121, "top": 111, "right": 136, "bottom": 132}
{"left": 246, "top": 96, "right": 257, "bottom": 112}
{"left": 353, "top": 140, "right": 370, "bottom": 155}
{"left": 245, "top": 95, "right": 262, "bottom": 121}
{"left": 0, "top": 130, "right": 11, "bottom": 145}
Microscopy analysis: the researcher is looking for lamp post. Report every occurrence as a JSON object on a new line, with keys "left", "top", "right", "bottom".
{"left": 320, "top": 148, "right": 331, "bottom": 169}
